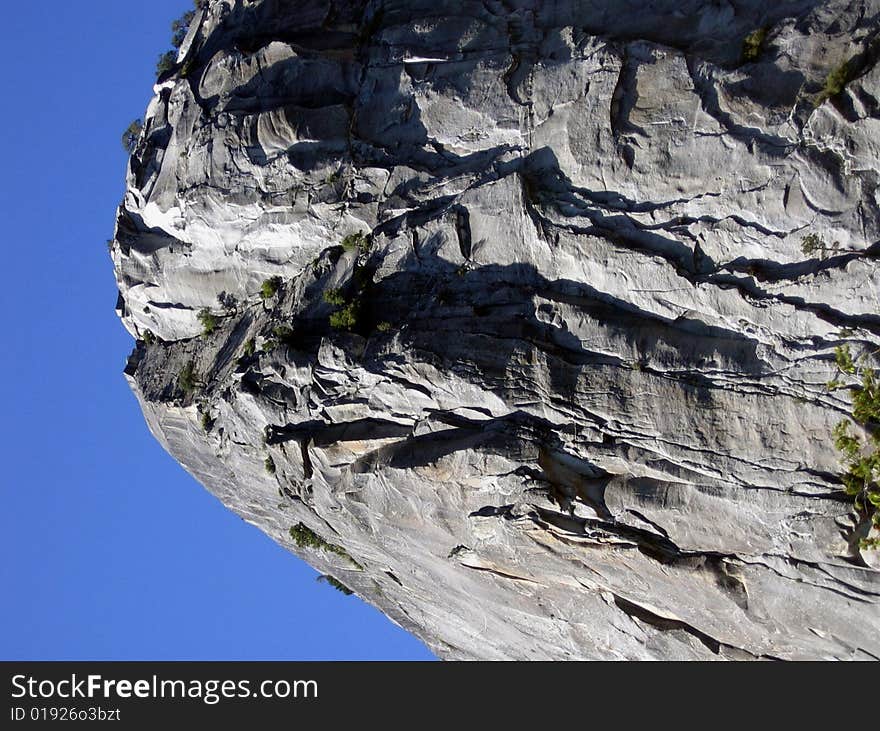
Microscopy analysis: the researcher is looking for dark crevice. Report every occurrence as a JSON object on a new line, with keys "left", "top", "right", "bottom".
{"left": 454, "top": 204, "right": 473, "bottom": 260}
{"left": 612, "top": 595, "right": 724, "bottom": 655}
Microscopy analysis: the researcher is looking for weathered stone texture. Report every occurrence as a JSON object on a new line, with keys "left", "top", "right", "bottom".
{"left": 113, "top": 0, "right": 880, "bottom": 659}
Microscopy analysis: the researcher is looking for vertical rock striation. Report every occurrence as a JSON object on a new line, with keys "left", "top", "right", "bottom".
{"left": 112, "top": 0, "right": 880, "bottom": 659}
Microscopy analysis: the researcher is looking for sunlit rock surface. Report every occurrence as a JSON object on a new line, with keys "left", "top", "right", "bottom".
{"left": 112, "top": 0, "right": 880, "bottom": 659}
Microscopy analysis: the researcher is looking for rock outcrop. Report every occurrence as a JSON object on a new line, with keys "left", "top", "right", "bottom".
{"left": 111, "top": 0, "right": 880, "bottom": 659}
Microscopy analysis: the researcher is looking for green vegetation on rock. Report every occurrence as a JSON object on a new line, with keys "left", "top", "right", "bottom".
{"left": 317, "top": 575, "right": 354, "bottom": 595}
{"left": 329, "top": 303, "right": 359, "bottom": 330}
{"left": 155, "top": 2, "right": 202, "bottom": 78}
{"left": 200, "top": 410, "right": 215, "bottom": 433}
{"left": 829, "top": 344, "right": 880, "bottom": 550}
{"left": 322, "top": 288, "right": 347, "bottom": 306}
{"left": 178, "top": 361, "right": 199, "bottom": 395}
{"left": 272, "top": 325, "right": 296, "bottom": 345}
{"left": 171, "top": 9, "right": 196, "bottom": 49}
{"left": 741, "top": 27, "right": 768, "bottom": 63}
{"left": 260, "top": 276, "right": 283, "bottom": 300}
{"left": 289, "top": 523, "right": 361, "bottom": 566}
{"left": 817, "top": 58, "right": 856, "bottom": 104}
{"left": 323, "top": 287, "right": 359, "bottom": 330}
{"left": 341, "top": 231, "right": 371, "bottom": 254}
{"left": 121, "top": 119, "right": 143, "bottom": 154}
{"left": 156, "top": 51, "right": 177, "bottom": 78}
{"left": 197, "top": 308, "right": 218, "bottom": 335}
{"left": 800, "top": 232, "right": 842, "bottom": 260}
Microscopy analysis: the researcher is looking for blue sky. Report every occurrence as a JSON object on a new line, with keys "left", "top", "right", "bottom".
{"left": 0, "top": 1, "right": 433, "bottom": 661}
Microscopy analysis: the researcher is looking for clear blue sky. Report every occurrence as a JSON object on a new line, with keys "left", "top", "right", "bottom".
{"left": 0, "top": 1, "right": 433, "bottom": 661}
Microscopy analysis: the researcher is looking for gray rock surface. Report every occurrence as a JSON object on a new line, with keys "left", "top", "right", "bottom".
{"left": 112, "top": 0, "right": 880, "bottom": 659}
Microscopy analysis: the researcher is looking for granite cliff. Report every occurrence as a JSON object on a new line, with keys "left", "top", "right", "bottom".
{"left": 111, "top": 0, "right": 880, "bottom": 659}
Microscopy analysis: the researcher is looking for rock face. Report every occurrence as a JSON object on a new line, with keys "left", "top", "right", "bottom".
{"left": 112, "top": 0, "right": 880, "bottom": 659}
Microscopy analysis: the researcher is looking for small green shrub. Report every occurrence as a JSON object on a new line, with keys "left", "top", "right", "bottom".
{"left": 141, "top": 330, "right": 156, "bottom": 345}
{"left": 260, "top": 276, "right": 283, "bottom": 300}
{"left": 155, "top": 3, "right": 202, "bottom": 79}
{"left": 818, "top": 59, "right": 856, "bottom": 103}
{"left": 178, "top": 361, "right": 199, "bottom": 394}
{"left": 329, "top": 303, "right": 358, "bottom": 330}
{"left": 801, "top": 233, "right": 825, "bottom": 256}
{"left": 272, "top": 325, "right": 295, "bottom": 344}
{"left": 829, "top": 344, "right": 880, "bottom": 550}
{"left": 376, "top": 321, "right": 392, "bottom": 333}
{"left": 317, "top": 575, "right": 353, "bottom": 595}
{"left": 156, "top": 50, "right": 177, "bottom": 78}
{"left": 289, "top": 523, "right": 360, "bottom": 565}
{"left": 197, "top": 308, "right": 218, "bottom": 335}
{"left": 323, "top": 288, "right": 346, "bottom": 306}
{"left": 237, "top": 338, "right": 256, "bottom": 368}
{"left": 171, "top": 9, "right": 196, "bottom": 48}
{"left": 264, "top": 456, "right": 276, "bottom": 475}
{"left": 341, "top": 231, "right": 370, "bottom": 253}
{"left": 801, "top": 232, "right": 841, "bottom": 259}
{"left": 121, "top": 119, "right": 143, "bottom": 154}
{"left": 289, "top": 523, "right": 329, "bottom": 550}
{"left": 179, "top": 56, "right": 197, "bottom": 79}
{"left": 200, "top": 411, "right": 215, "bottom": 433}
{"left": 836, "top": 344, "right": 856, "bottom": 374}
{"left": 741, "top": 27, "right": 768, "bottom": 63}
